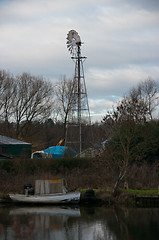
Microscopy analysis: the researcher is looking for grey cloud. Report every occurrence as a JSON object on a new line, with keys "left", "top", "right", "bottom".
{"left": 130, "top": 0, "right": 159, "bottom": 11}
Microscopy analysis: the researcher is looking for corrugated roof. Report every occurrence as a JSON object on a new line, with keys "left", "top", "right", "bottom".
{"left": 0, "top": 135, "right": 31, "bottom": 145}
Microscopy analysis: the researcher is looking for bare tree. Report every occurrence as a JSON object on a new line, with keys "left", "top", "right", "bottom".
{"left": 55, "top": 76, "right": 77, "bottom": 141}
{"left": 11, "top": 73, "right": 54, "bottom": 137}
{"left": 128, "top": 78, "right": 159, "bottom": 120}
{"left": 0, "top": 70, "right": 10, "bottom": 118}
{"left": 0, "top": 71, "right": 16, "bottom": 135}
{"left": 102, "top": 78, "right": 159, "bottom": 196}
{"left": 103, "top": 108, "right": 136, "bottom": 196}
{"left": 103, "top": 78, "right": 159, "bottom": 126}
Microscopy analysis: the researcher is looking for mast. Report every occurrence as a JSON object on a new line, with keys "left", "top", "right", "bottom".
{"left": 77, "top": 45, "right": 82, "bottom": 153}
{"left": 66, "top": 30, "right": 91, "bottom": 155}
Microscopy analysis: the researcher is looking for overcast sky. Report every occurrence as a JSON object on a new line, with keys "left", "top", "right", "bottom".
{"left": 0, "top": 0, "right": 159, "bottom": 121}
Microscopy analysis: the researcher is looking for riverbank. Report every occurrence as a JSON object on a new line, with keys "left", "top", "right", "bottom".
{"left": 1, "top": 189, "right": 159, "bottom": 207}
{"left": 79, "top": 188, "right": 159, "bottom": 207}
{"left": 0, "top": 158, "right": 159, "bottom": 207}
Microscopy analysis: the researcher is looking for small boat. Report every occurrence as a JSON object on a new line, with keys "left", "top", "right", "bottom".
{"left": 9, "top": 179, "right": 81, "bottom": 204}
{"left": 9, "top": 191, "right": 81, "bottom": 204}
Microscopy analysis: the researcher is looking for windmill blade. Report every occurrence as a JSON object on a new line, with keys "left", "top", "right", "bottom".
{"left": 66, "top": 30, "right": 81, "bottom": 55}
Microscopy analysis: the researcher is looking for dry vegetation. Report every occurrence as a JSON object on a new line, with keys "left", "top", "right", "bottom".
{"left": 0, "top": 158, "right": 159, "bottom": 197}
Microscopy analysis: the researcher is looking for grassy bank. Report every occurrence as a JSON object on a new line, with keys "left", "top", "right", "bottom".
{"left": 78, "top": 188, "right": 159, "bottom": 206}
{"left": 0, "top": 158, "right": 159, "bottom": 205}
{"left": 1, "top": 187, "right": 159, "bottom": 207}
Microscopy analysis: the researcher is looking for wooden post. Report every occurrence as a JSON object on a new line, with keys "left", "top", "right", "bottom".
{"left": 124, "top": 182, "right": 128, "bottom": 190}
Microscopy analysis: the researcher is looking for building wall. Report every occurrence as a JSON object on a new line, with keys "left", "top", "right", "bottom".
{"left": 0, "top": 144, "right": 31, "bottom": 158}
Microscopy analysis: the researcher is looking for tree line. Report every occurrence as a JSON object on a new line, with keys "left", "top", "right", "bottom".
{"left": 0, "top": 70, "right": 79, "bottom": 140}
{"left": 0, "top": 70, "right": 158, "bottom": 145}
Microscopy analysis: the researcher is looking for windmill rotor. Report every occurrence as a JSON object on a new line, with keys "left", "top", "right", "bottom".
{"left": 66, "top": 30, "right": 81, "bottom": 56}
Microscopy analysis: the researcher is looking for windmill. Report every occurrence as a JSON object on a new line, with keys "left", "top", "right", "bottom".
{"left": 65, "top": 30, "right": 91, "bottom": 154}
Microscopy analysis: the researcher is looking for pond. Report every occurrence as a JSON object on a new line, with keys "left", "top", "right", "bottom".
{"left": 0, "top": 205, "right": 159, "bottom": 240}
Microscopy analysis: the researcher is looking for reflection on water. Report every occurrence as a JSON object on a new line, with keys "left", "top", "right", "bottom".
{"left": 0, "top": 205, "right": 159, "bottom": 240}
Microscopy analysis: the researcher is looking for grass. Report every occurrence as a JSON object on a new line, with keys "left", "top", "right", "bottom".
{"left": 121, "top": 188, "right": 159, "bottom": 195}
{"left": 77, "top": 188, "right": 159, "bottom": 200}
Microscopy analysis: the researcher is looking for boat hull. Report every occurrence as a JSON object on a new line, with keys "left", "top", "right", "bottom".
{"left": 9, "top": 192, "right": 81, "bottom": 204}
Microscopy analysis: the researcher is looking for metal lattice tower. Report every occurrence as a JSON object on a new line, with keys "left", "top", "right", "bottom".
{"left": 65, "top": 30, "right": 91, "bottom": 154}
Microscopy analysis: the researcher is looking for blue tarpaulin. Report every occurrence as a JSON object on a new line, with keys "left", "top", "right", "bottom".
{"left": 43, "top": 146, "right": 78, "bottom": 159}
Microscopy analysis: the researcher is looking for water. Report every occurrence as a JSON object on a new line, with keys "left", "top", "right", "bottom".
{"left": 0, "top": 205, "right": 159, "bottom": 240}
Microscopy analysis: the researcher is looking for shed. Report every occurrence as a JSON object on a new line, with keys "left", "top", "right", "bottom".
{"left": 0, "top": 135, "right": 32, "bottom": 159}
